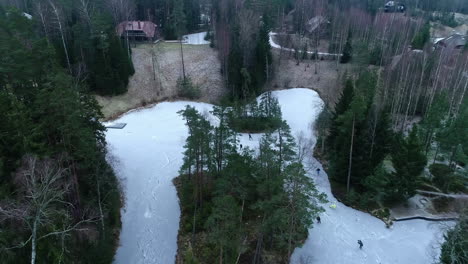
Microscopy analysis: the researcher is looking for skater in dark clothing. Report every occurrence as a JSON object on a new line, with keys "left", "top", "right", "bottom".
{"left": 357, "top": 240, "right": 363, "bottom": 249}
{"left": 240, "top": 144, "right": 243, "bottom": 149}
{"left": 316, "top": 168, "right": 321, "bottom": 176}
{"left": 249, "top": 134, "right": 253, "bottom": 140}
{"left": 316, "top": 216, "right": 321, "bottom": 223}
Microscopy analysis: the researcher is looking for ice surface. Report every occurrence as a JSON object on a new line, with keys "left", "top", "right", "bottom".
{"left": 183, "top": 32, "right": 209, "bottom": 45}
{"left": 107, "top": 89, "right": 450, "bottom": 264}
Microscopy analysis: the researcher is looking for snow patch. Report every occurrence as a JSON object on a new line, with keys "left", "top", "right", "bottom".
{"left": 182, "top": 32, "right": 209, "bottom": 45}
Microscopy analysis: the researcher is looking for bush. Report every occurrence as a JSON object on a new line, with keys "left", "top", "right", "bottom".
{"left": 433, "top": 196, "right": 454, "bottom": 212}
{"left": 372, "top": 208, "right": 390, "bottom": 220}
{"left": 429, "top": 164, "right": 465, "bottom": 193}
{"left": 228, "top": 116, "right": 282, "bottom": 133}
{"left": 411, "top": 23, "right": 430, "bottom": 50}
{"left": 344, "top": 189, "right": 360, "bottom": 205}
{"left": 432, "top": 13, "right": 459, "bottom": 28}
{"left": 430, "top": 163, "right": 452, "bottom": 180}
{"left": 440, "top": 209, "right": 468, "bottom": 264}
{"left": 204, "top": 31, "right": 212, "bottom": 41}
{"left": 184, "top": 247, "right": 201, "bottom": 264}
{"left": 177, "top": 77, "right": 201, "bottom": 99}
{"left": 228, "top": 92, "right": 283, "bottom": 133}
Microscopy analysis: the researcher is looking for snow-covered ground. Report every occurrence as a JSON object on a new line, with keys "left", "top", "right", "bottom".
{"left": 182, "top": 32, "right": 209, "bottom": 45}
{"left": 107, "top": 89, "right": 450, "bottom": 264}
{"left": 269, "top": 32, "right": 341, "bottom": 57}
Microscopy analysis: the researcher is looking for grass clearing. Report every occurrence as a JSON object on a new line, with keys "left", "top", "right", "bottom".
{"left": 96, "top": 42, "right": 226, "bottom": 120}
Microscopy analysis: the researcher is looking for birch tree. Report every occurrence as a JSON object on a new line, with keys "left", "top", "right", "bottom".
{"left": 0, "top": 156, "right": 95, "bottom": 264}
{"left": 48, "top": 0, "right": 72, "bottom": 74}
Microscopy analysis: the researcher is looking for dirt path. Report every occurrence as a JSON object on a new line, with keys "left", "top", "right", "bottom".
{"left": 96, "top": 42, "right": 227, "bottom": 120}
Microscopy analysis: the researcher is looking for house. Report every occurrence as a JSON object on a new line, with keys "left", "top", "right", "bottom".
{"left": 384, "top": 1, "right": 406, "bottom": 13}
{"left": 435, "top": 33, "right": 467, "bottom": 50}
{"left": 116, "top": 21, "right": 158, "bottom": 41}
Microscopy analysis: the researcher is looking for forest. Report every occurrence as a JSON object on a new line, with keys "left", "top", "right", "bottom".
{"left": 0, "top": 7, "right": 122, "bottom": 264}
{"left": 0, "top": 0, "right": 467, "bottom": 263}
{"left": 176, "top": 100, "right": 326, "bottom": 263}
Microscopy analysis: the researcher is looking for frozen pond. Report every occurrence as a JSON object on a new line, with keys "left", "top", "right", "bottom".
{"left": 107, "top": 89, "right": 449, "bottom": 264}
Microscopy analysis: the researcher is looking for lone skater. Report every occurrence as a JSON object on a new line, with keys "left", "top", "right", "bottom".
{"left": 316, "top": 168, "right": 321, "bottom": 176}
{"left": 316, "top": 216, "right": 321, "bottom": 223}
{"left": 240, "top": 144, "right": 243, "bottom": 149}
{"left": 358, "top": 240, "right": 363, "bottom": 249}
{"left": 249, "top": 134, "right": 253, "bottom": 140}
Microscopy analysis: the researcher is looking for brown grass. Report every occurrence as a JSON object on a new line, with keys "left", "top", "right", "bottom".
{"left": 96, "top": 42, "right": 227, "bottom": 120}
{"left": 268, "top": 51, "right": 353, "bottom": 107}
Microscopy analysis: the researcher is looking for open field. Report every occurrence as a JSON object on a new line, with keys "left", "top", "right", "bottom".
{"left": 96, "top": 42, "right": 226, "bottom": 120}
{"left": 268, "top": 52, "right": 352, "bottom": 106}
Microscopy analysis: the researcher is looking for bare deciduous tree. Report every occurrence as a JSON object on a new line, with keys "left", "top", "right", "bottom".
{"left": 48, "top": 0, "right": 72, "bottom": 74}
{"left": 106, "top": 0, "right": 135, "bottom": 24}
{"left": 0, "top": 155, "right": 95, "bottom": 264}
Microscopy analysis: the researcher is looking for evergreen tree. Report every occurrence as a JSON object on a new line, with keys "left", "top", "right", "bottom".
{"left": 340, "top": 31, "right": 353, "bottom": 63}
{"left": 0, "top": 11, "right": 122, "bottom": 261}
{"left": 283, "top": 162, "right": 326, "bottom": 259}
{"left": 367, "top": 111, "right": 394, "bottom": 170}
{"left": 178, "top": 106, "right": 213, "bottom": 207}
{"left": 437, "top": 107, "right": 468, "bottom": 167}
{"left": 227, "top": 28, "right": 244, "bottom": 98}
{"left": 206, "top": 195, "right": 244, "bottom": 263}
{"left": 183, "top": 0, "right": 200, "bottom": 32}
{"left": 276, "top": 121, "right": 297, "bottom": 169}
{"left": 315, "top": 107, "right": 332, "bottom": 153}
{"left": 253, "top": 13, "right": 272, "bottom": 93}
{"left": 211, "top": 105, "right": 238, "bottom": 174}
{"left": 421, "top": 94, "right": 449, "bottom": 154}
{"left": 362, "top": 162, "right": 391, "bottom": 202}
{"left": 165, "top": 0, "right": 186, "bottom": 39}
{"left": 390, "top": 127, "right": 427, "bottom": 202}
{"left": 439, "top": 209, "right": 468, "bottom": 264}
{"left": 411, "top": 22, "right": 430, "bottom": 50}
{"left": 327, "top": 78, "right": 354, "bottom": 148}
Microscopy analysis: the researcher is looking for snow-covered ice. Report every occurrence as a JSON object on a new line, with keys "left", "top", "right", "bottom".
{"left": 182, "top": 32, "right": 209, "bottom": 45}
{"left": 107, "top": 89, "right": 450, "bottom": 264}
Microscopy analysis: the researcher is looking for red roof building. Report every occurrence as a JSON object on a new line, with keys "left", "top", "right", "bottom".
{"left": 116, "top": 21, "right": 158, "bottom": 40}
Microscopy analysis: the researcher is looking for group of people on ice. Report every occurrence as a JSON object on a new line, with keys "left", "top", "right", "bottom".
{"left": 316, "top": 215, "right": 364, "bottom": 249}
{"left": 314, "top": 166, "right": 364, "bottom": 250}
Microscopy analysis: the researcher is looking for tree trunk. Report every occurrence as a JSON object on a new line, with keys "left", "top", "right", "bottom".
{"left": 31, "top": 218, "right": 38, "bottom": 264}
{"left": 253, "top": 233, "right": 263, "bottom": 264}
{"left": 191, "top": 201, "right": 197, "bottom": 243}
{"left": 219, "top": 246, "right": 223, "bottom": 264}
{"left": 369, "top": 111, "right": 379, "bottom": 160}
{"left": 449, "top": 145, "right": 458, "bottom": 169}
{"left": 432, "top": 143, "right": 440, "bottom": 165}
{"left": 96, "top": 174, "right": 105, "bottom": 236}
{"left": 347, "top": 115, "right": 355, "bottom": 194}
{"left": 240, "top": 199, "right": 245, "bottom": 223}
{"left": 49, "top": 1, "right": 72, "bottom": 75}
{"left": 180, "top": 37, "right": 186, "bottom": 79}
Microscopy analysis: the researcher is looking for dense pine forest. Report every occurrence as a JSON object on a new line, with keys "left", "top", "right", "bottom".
{"left": 0, "top": 0, "right": 467, "bottom": 263}
{"left": 175, "top": 94, "right": 326, "bottom": 263}
{"left": 0, "top": 1, "right": 131, "bottom": 263}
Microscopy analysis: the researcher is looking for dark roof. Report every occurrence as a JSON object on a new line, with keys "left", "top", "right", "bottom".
{"left": 116, "top": 21, "right": 157, "bottom": 38}
{"left": 436, "top": 34, "right": 467, "bottom": 49}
